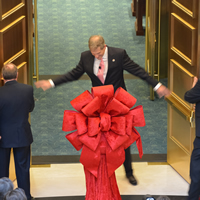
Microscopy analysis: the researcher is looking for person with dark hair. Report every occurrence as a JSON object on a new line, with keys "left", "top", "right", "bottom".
{"left": 0, "top": 63, "right": 35, "bottom": 200}
{"left": 184, "top": 76, "right": 200, "bottom": 200}
{"left": 0, "top": 177, "right": 14, "bottom": 200}
{"left": 4, "top": 188, "right": 27, "bottom": 200}
{"left": 35, "top": 35, "right": 170, "bottom": 185}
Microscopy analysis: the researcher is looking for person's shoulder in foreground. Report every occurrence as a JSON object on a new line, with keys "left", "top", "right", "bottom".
{"left": 156, "top": 196, "right": 171, "bottom": 200}
{"left": 0, "top": 177, "right": 14, "bottom": 200}
{"left": 143, "top": 195, "right": 171, "bottom": 200}
{"left": 4, "top": 188, "right": 27, "bottom": 200}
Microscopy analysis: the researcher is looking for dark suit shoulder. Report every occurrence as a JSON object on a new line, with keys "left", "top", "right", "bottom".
{"left": 108, "top": 46, "right": 124, "bottom": 51}
{"left": 17, "top": 82, "right": 33, "bottom": 90}
{"left": 81, "top": 50, "right": 92, "bottom": 57}
{"left": 2, "top": 81, "right": 33, "bottom": 89}
{"left": 107, "top": 46, "right": 125, "bottom": 55}
{"left": 0, "top": 81, "right": 34, "bottom": 102}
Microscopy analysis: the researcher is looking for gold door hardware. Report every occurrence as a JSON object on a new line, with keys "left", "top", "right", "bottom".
{"left": 166, "top": 92, "right": 195, "bottom": 128}
{"left": 189, "top": 109, "right": 195, "bottom": 128}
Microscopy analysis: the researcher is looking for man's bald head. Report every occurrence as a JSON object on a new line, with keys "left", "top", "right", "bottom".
{"left": 2, "top": 63, "right": 18, "bottom": 80}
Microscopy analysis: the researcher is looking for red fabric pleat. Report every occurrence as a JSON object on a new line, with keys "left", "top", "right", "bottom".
{"left": 84, "top": 155, "right": 121, "bottom": 200}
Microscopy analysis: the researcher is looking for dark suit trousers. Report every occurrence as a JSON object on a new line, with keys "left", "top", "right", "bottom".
{"left": 188, "top": 137, "right": 200, "bottom": 200}
{"left": 0, "top": 146, "right": 31, "bottom": 199}
{"left": 124, "top": 146, "right": 133, "bottom": 177}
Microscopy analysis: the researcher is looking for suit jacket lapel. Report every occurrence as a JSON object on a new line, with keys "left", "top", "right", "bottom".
{"left": 105, "top": 46, "right": 114, "bottom": 84}
{"left": 88, "top": 53, "right": 95, "bottom": 74}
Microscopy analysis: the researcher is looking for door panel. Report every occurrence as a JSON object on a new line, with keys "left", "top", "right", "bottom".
{"left": 170, "top": 60, "right": 194, "bottom": 102}
{"left": 171, "top": 108, "right": 191, "bottom": 151}
{"left": 172, "top": 0, "right": 197, "bottom": 18}
{"left": 0, "top": 0, "right": 25, "bottom": 21}
{"left": 1, "top": 16, "right": 26, "bottom": 63}
{"left": 0, "top": 0, "right": 33, "bottom": 86}
{"left": 167, "top": 0, "right": 199, "bottom": 183}
{"left": 171, "top": 13, "right": 196, "bottom": 66}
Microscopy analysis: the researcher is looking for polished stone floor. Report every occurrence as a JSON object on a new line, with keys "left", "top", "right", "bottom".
{"left": 14, "top": 162, "right": 189, "bottom": 199}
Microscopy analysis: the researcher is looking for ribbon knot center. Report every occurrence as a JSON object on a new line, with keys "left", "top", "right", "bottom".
{"left": 100, "top": 113, "right": 111, "bottom": 132}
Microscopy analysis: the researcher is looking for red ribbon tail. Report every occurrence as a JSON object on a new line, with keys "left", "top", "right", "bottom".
{"left": 136, "top": 136, "right": 143, "bottom": 159}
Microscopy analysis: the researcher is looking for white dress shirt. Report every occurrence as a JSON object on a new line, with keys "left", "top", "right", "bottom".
{"left": 93, "top": 47, "right": 108, "bottom": 81}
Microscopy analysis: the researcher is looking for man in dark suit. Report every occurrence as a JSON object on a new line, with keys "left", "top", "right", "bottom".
{"left": 185, "top": 77, "right": 200, "bottom": 200}
{"left": 0, "top": 63, "right": 35, "bottom": 200}
{"left": 35, "top": 35, "right": 170, "bottom": 185}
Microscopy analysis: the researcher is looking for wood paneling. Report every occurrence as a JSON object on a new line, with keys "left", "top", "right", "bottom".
{"left": 1, "top": 16, "right": 26, "bottom": 63}
{"left": 0, "top": 0, "right": 33, "bottom": 86}
{"left": 172, "top": 0, "right": 197, "bottom": 17}
{"left": 0, "top": 0, "right": 25, "bottom": 21}
{"left": 171, "top": 13, "right": 196, "bottom": 65}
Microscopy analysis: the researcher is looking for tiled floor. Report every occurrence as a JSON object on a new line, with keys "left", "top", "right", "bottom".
{"left": 13, "top": 162, "right": 189, "bottom": 198}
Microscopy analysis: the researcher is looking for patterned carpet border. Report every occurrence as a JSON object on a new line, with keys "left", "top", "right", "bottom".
{"left": 34, "top": 195, "right": 187, "bottom": 200}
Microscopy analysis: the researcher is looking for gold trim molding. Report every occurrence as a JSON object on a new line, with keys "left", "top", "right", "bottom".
{"left": 17, "top": 61, "right": 27, "bottom": 70}
{"left": 0, "top": 16, "right": 25, "bottom": 32}
{"left": 172, "top": 0, "right": 196, "bottom": 18}
{"left": 170, "top": 59, "right": 194, "bottom": 78}
{"left": 0, "top": 0, "right": 25, "bottom": 21}
{"left": 34, "top": 0, "right": 39, "bottom": 81}
{"left": 4, "top": 49, "right": 26, "bottom": 65}
{"left": 169, "top": 135, "right": 190, "bottom": 155}
{"left": 166, "top": 92, "right": 194, "bottom": 126}
{"left": 31, "top": 164, "right": 51, "bottom": 168}
{"left": 171, "top": 47, "right": 192, "bottom": 65}
{"left": 167, "top": 92, "right": 191, "bottom": 119}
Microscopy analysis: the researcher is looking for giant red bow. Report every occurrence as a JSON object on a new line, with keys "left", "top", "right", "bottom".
{"left": 62, "top": 85, "right": 145, "bottom": 178}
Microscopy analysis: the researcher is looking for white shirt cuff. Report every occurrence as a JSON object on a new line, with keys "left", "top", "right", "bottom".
{"left": 49, "top": 79, "right": 55, "bottom": 88}
{"left": 153, "top": 82, "right": 162, "bottom": 91}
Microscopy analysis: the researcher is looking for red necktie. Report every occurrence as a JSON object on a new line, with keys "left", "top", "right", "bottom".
{"left": 97, "top": 58, "right": 105, "bottom": 84}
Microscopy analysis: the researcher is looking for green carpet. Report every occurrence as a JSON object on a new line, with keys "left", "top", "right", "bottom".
{"left": 31, "top": 0, "right": 168, "bottom": 157}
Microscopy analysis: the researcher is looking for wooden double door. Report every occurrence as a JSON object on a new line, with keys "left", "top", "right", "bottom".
{"left": 146, "top": 0, "right": 200, "bottom": 182}
{"left": 167, "top": 0, "right": 200, "bottom": 183}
